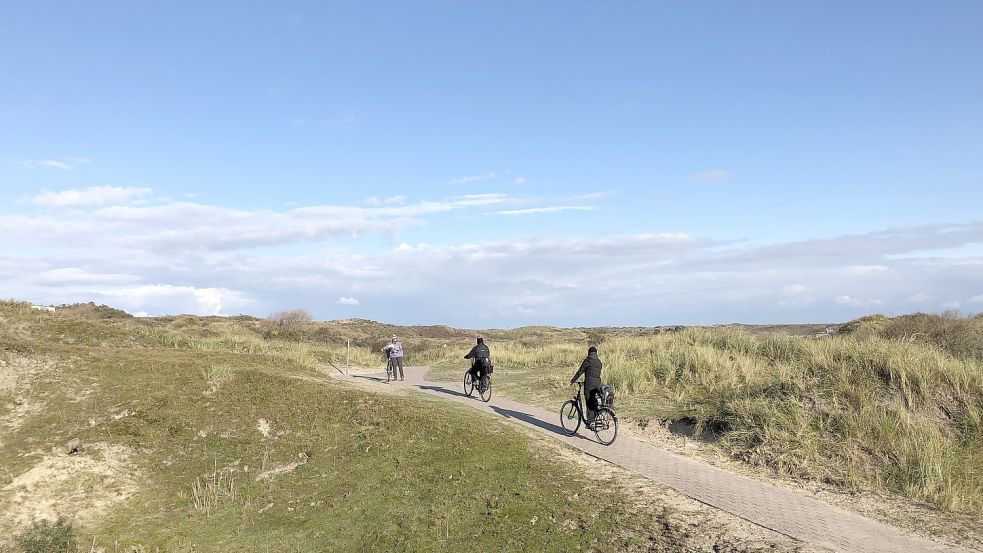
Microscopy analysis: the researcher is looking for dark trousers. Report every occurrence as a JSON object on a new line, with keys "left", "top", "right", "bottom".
{"left": 390, "top": 356, "right": 404, "bottom": 377}
{"left": 585, "top": 388, "right": 600, "bottom": 422}
{"left": 468, "top": 363, "right": 485, "bottom": 382}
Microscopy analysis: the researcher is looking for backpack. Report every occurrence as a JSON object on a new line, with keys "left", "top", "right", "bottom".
{"left": 598, "top": 385, "right": 615, "bottom": 407}
{"left": 479, "top": 357, "right": 494, "bottom": 374}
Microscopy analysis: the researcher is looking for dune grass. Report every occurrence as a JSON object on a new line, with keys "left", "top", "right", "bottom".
{"left": 429, "top": 322, "right": 983, "bottom": 514}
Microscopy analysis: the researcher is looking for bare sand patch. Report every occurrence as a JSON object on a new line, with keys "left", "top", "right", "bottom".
{"left": 0, "top": 442, "right": 141, "bottom": 538}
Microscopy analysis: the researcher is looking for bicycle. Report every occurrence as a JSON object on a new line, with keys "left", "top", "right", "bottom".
{"left": 463, "top": 366, "right": 492, "bottom": 402}
{"left": 560, "top": 382, "right": 618, "bottom": 445}
{"left": 386, "top": 356, "right": 396, "bottom": 382}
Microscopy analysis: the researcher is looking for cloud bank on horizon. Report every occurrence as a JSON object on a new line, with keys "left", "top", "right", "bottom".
{"left": 1, "top": 2, "right": 981, "bottom": 326}
{"left": 2, "top": 185, "right": 981, "bottom": 326}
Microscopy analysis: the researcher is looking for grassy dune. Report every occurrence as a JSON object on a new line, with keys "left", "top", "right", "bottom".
{"left": 424, "top": 317, "right": 983, "bottom": 514}
{"left": 1, "top": 301, "right": 764, "bottom": 552}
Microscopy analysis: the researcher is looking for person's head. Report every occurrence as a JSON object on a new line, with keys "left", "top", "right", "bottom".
{"left": 391, "top": 334, "right": 398, "bottom": 342}
{"left": 588, "top": 346, "right": 597, "bottom": 355}
{"left": 476, "top": 337, "right": 484, "bottom": 345}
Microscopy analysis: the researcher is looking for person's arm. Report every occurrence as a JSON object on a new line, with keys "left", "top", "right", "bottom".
{"left": 464, "top": 345, "right": 477, "bottom": 359}
{"left": 570, "top": 358, "right": 588, "bottom": 384}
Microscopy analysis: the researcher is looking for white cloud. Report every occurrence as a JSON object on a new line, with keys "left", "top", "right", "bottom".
{"left": 513, "top": 177, "right": 527, "bottom": 185}
{"left": 364, "top": 196, "right": 381, "bottom": 206}
{"left": 448, "top": 172, "right": 497, "bottom": 185}
{"left": 37, "top": 267, "right": 139, "bottom": 286}
{"left": 336, "top": 297, "right": 359, "bottom": 306}
{"left": 385, "top": 195, "right": 406, "bottom": 205}
{"left": 782, "top": 284, "right": 807, "bottom": 296}
{"left": 837, "top": 296, "right": 882, "bottom": 308}
{"left": 39, "top": 160, "right": 74, "bottom": 171}
{"left": 68, "top": 157, "right": 92, "bottom": 165}
{"left": 32, "top": 186, "right": 152, "bottom": 208}
{"left": 969, "top": 294, "right": 983, "bottom": 304}
{"left": 692, "top": 169, "right": 731, "bottom": 182}
{"left": 847, "top": 265, "right": 890, "bottom": 275}
{"left": 567, "top": 191, "right": 615, "bottom": 202}
{"left": 908, "top": 292, "right": 930, "bottom": 303}
{"left": 496, "top": 206, "right": 595, "bottom": 216}
{"left": 103, "top": 285, "right": 251, "bottom": 316}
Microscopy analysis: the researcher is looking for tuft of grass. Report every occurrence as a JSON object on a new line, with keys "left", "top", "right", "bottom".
{"left": 14, "top": 517, "right": 77, "bottom": 553}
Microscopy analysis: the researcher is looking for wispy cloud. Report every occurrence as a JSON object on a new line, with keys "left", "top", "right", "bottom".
{"left": 336, "top": 296, "right": 360, "bottom": 306}
{"left": 513, "top": 177, "right": 527, "bottom": 185}
{"left": 692, "top": 169, "right": 731, "bottom": 182}
{"left": 567, "top": 191, "right": 616, "bottom": 202}
{"left": 19, "top": 159, "right": 76, "bottom": 170}
{"left": 448, "top": 172, "right": 497, "bottom": 185}
{"left": 39, "top": 160, "right": 75, "bottom": 170}
{"left": 67, "top": 157, "right": 92, "bottom": 165}
{"left": 496, "top": 206, "right": 595, "bottom": 216}
{"left": 32, "top": 186, "right": 153, "bottom": 208}
{"left": 385, "top": 195, "right": 407, "bottom": 205}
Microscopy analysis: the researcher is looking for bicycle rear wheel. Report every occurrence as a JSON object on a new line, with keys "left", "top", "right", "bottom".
{"left": 593, "top": 408, "right": 618, "bottom": 445}
{"left": 479, "top": 375, "right": 492, "bottom": 402}
{"left": 464, "top": 371, "right": 475, "bottom": 397}
{"left": 559, "top": 400, "right": 581, "bottom": 435}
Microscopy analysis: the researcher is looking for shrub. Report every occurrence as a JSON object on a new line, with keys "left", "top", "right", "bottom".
{"left": 880, "top": 312, "right": 983, "bottom": 360}
{"left": 15, "top": 517, "right": 77, "bottom": 553}
{"left": 267, "top": 309, "right": 312, "bottom": 328}
{"left": 56, "top": 302, "right": 132, "bottom": 320}
{"left": 170, "top": 315, "right": 202, "bottom": 329}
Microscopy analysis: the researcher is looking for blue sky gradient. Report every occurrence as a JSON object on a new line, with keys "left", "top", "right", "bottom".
{"left": 2, "top": 1, "right": 981, "bottom": 326}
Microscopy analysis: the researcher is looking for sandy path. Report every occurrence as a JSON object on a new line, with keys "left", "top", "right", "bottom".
{"left": 340, "top": 366, "right": 969, "bottom": 553}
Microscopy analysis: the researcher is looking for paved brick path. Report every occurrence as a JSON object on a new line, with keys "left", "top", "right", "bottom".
{"left": 349, "top": 367, "right": 968, "bottom": 553}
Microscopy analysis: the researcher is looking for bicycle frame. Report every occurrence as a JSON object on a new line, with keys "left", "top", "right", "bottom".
{"left": 570, "top": 382, "right": 588, "bottom": 424}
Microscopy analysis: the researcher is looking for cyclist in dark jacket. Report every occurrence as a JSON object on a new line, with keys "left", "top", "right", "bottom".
{"left": 465, "top": 337, "right": 491, "bottom": 383}
{"left": 570, "top": 346, "right": 602, "bottom": 424}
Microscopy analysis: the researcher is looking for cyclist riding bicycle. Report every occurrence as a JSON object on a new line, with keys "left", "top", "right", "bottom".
{"left": 464, "top": 337, "right": 491, "bottom": 386}
{"left": 382, "top": 334, "right": 404, "bottom": 381}
{"left": 570, "top": 346, "right": 602, "bottom": 425}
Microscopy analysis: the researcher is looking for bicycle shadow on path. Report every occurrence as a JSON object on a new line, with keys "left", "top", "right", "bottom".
{"left": 491, "top": 406, "right": 592, "bottom": 443}
{"left": 417, "top": 384, "right": 475, "bottom": 399}
{"left": 352, "top": 374, "right": 390, "bottom": 384}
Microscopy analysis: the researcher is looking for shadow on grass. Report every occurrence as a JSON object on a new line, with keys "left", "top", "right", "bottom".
{"left": 491, "top": 406, "right": 590, "bottom": 442}
{"left": 352, "top": 374, "right": 391, "bottom": 384}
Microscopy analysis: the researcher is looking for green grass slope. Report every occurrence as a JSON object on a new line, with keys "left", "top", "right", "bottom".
{"left": 1, "top": 301, "right": 772, "bottom": 552}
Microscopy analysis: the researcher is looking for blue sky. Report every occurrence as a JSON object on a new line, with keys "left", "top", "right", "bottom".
{"left": 1, "top": 1, "right": 981, "bottom": 326}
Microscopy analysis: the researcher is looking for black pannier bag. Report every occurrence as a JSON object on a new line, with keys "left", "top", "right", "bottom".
{"left": 598, "top": 385, "right": 615, "bottom": 407}
{"left": 480, "top": 357, "right": 494, "bottom": 374}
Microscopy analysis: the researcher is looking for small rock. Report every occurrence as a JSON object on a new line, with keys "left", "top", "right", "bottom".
{"left": 67, "top": 438, "right": 83, "bottom": 455}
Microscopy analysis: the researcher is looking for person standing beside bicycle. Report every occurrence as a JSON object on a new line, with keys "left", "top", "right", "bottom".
{"left": 382, "top": 334, "right": 404, "bottom": 381}
{"left": 570, "top": 346, "right": 602, "bottom": 425}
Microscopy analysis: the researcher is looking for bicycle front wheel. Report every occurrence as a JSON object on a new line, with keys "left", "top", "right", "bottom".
{"left": 479, "top": 375, "right": 492, "bottom": 402}
{"left": 559, "top": 400, "right": 581, "bottom": 435}
{"left": 593, "top": 408, "right": 618, "bottom": 445}
{"left": 464, "top": 371, "right": 475, "bottom": 397}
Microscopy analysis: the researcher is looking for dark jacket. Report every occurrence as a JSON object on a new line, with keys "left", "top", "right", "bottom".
{"left": 465, "top": 343, "right": 490, "bottom": 362}
{"left": 571, "top": 352, "right": 602, "bottom": 393}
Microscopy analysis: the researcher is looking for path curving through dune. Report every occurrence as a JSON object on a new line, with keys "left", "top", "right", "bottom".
{"left": 341, "top": 366, "right": 968, "bottom": 553}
